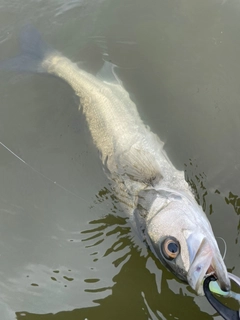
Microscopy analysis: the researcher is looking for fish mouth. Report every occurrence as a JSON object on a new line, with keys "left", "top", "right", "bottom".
{"left": 186, "top": 234, "right": 230, "bottom": 295}
{"left": 206, "top": 264, "right": 215, "bottom": 276}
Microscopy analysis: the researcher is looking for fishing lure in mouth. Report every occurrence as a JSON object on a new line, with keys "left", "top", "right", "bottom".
{"left": 204, "top": 273, "right": 240, "bottom": 320}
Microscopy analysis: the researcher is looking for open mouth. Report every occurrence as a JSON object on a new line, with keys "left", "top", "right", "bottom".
{"left": 186, "top": 233, "right": 230, "bottom": 294}
{"left": 204, "top": 263, "right": 231, "bottom": 294}
{"left": 206, "top": 265, "right": 216, "bottom": 277}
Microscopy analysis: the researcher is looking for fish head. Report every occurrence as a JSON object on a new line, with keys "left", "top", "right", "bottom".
{"left": 145, "top": 192, "right": 230, "bottom": 295}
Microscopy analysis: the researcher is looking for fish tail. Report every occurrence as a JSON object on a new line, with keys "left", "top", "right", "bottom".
{"left": 0, "top": 25, "right": 55, "bottom": 73}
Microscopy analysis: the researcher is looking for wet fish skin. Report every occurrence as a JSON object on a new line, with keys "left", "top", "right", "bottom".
{"left": 3, "top": 25, "right": 231, "bottom": 295}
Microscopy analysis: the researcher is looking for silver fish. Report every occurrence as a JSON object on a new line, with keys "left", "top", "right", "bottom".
{"left": 4, "top": 25, "right": 230, "bottom": 295}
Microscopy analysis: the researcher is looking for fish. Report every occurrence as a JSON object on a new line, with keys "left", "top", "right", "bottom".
{"left": 2, "top": 25, "right": 231, "bottom": 296}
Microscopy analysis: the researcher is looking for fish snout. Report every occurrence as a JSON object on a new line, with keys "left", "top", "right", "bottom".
{"left": 186, "top": 232, "right": 230, "bottom": 295}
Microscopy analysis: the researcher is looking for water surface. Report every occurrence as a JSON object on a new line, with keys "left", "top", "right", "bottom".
{"left": 0, "top": 0, "right": 240, "bottom": 319}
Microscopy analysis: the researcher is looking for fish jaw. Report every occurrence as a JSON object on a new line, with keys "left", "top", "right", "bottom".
{"left": 186, "top": 233, "right": 231, "bottom": 295}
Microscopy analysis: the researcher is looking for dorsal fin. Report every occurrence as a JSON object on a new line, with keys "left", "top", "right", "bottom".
{"left": 96, "top": 60, "right": 122, "bottom": 85}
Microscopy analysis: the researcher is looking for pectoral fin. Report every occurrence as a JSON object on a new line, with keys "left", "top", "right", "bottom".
{"left": 117, "top": 147, "right": 162, "bottom": 186}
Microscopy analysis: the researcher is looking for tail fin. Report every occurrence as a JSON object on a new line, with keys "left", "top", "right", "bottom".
{"left": 0, "top": 25, "right": 54, "bottom": 73}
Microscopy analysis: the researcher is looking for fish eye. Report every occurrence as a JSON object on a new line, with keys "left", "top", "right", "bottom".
{"left": 162, "top": 237, "right": 180, "bottom": 260}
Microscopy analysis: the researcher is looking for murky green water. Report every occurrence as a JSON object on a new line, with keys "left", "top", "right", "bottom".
{"left": 0, "top": 0, "right": 240, "bottom": 319}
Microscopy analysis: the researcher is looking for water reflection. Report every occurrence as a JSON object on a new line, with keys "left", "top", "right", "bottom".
{"left": 14, "top": 186, "right": 217, "bottom": 319}
{"left": 224, "top": 192, "right": 240, "bottom": 244}
{"left": 185, "top": 157, "right": 240, "bottom": 246}
{"left": 15, "top": 253, "right": 213, "bottom": 320}
{"left": 185, "top": 158, "right": 240, "bottom": 256}
{"left": 225, "top": 192, "right": 240, "bottom": 216}
{"left": 184, "top": 158, "right": 213, "bottom": 215}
